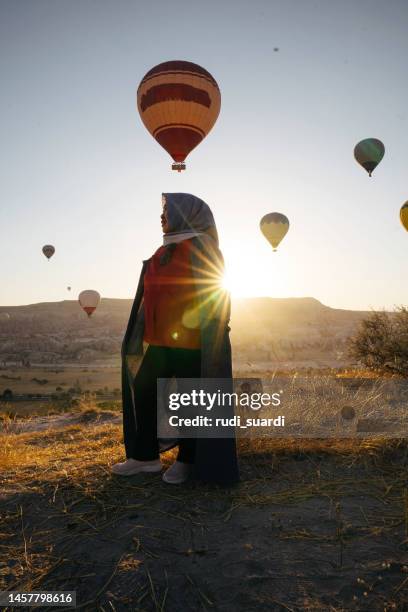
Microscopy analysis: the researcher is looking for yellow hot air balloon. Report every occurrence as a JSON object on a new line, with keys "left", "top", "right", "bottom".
{"left": 78, "top": 290, "right": 100, "bottom": 317}
{"left": 400, "top": 202, "right": 408, "bottom": 232}
{"left": 354, "top": 138, "right": 385, "bottom": 177}
{"left": 137, "top": 60, "right": 221, "bottom": 172}
{"left": 260, "top": 213, "right": 289, "bottom": 251}
{"left": 42, "top": 245, "right": 55, "bottom": 259}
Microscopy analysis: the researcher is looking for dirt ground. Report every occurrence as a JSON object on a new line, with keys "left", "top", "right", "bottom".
{"left": 0, "top": 415, "right": 407, "bottom": 611}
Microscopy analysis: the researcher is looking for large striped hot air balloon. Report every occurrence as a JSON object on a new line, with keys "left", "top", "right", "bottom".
{"left": 354, "top": 138, "right": 385, "bottom": 177}
{"left": 260, "top": 213, "right": 290, "bottom": 251}
{"left": 400, "top": 202, "right": 408, "bottom": 232}
{"left": 137, "top": 60, "right": 221, "bottom": 172}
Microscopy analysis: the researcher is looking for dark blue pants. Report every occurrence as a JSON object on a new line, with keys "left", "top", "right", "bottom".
{"left": 124, "top": 345, "right": 201, "bottom": 463}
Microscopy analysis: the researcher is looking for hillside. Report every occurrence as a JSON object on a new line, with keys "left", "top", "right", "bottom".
{"left": 0, "top": 297, "right": 371, "bottom": 367}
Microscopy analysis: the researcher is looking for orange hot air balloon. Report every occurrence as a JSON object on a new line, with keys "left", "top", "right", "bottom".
{"left": 78, "top": 290, "right": 100, "bottom": 318}
{"left": 137, "top": 60, "right": 221, "bottom": 172}
{"left": 400, "top": 202, "right": 408, "bottom": 232}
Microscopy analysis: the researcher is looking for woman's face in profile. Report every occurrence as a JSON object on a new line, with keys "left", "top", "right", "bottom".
{"left": 161, "top": 195, "right": 170, "bottom": 233}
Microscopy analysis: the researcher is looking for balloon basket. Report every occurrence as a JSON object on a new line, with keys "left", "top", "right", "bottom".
{"left": 172, "top": 162, "right": 186, "bottom": 172}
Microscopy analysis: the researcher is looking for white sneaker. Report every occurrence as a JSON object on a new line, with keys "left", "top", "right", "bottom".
{"left": 111, "top": 458, "right": 162, "bottom": 476}
{"left": 162, "top": 461, "right": 192, "bottom": 484}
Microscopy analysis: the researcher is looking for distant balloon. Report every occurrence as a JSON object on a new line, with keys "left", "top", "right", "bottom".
{"left": 42, "top": 245, "right": 55, "bottom": 259}
{"left": 67, "top": 286, "right": 71, "bottom": 292}
{"left": 354, "top": 138, "right": 385, "bottom": 177}
{"left": 400, "top": 202, "right": 408, "bottom": 232}
{"left": 78, "top": 290, "right": 100, "bottom": 317}
{"left": 137, "top": 60, "right": 221, "bottom": 172}
{"left": 260, "top": 213, "right": 290, "bottom": 251}
{"left": 0, "top": 312, "right": 10, "bottom": 321}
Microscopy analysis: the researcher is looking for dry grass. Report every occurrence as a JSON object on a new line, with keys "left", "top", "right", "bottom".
{"left": 0, "top": 371, "right": 407, "bottom": 611}
{"left": 1, "top": 420, "right": 407, "bottom": 610}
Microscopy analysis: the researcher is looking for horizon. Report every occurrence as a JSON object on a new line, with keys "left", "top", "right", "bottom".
{"left": 0, "top": 294, "right": 386, "bottom": 313}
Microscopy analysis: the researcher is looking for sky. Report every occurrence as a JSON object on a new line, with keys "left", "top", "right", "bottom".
{"left": 0, "top": 0, "right": 407, "bottom": 310}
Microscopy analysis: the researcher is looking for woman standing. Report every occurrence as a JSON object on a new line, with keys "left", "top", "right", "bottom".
{"left": 112, "top": 193, "right": 239, "bottom": 485}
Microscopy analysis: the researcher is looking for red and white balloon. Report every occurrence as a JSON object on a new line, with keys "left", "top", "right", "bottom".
{"left": 78, "top": 290, "right": 101, "bottom": 317}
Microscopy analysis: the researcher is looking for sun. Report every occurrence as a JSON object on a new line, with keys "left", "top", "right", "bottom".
{"left": 221, "top": 242, "right": 276, "bottom": 298}
{"left": 221, "top": 246, "right": 291, "bottom": 298}
{"left": 222, "top": 268, "right": 265, "bottom": 298}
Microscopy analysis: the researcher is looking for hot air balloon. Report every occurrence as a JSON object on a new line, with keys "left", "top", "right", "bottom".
{"left": 42, "top": 245, "right": 55, "bottom": 259}
{"left": 354, "top": 138, "right": 385, "bottom": 177}
{"left": 137, "top": 60, "right": 221, "bottom": 172}
{"left": 67, "top": 286, "right": 71, "bottom": 292}
{"left": 400, "top": 202, "right": 408, "bottom": 232}
{"left": 260, "top": 213, "right": 290, "bottom": 251}
{"left": 78, "top": 290, "right": 100, "bottom": 317}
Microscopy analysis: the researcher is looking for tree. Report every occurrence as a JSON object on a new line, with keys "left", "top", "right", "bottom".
{"left": 348, "top": 307, "right": 408, "bottom": 374}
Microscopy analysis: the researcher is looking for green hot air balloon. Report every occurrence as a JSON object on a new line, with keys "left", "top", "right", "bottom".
{"left": 354, "top": 138, "right": 385, "bottom": 177}
{"left": 260, "top": 213, "right": 289, "bottom": 251}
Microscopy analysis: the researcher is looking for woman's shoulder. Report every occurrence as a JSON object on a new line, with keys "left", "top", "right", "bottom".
{"left": 149, "top": 245, "right": 167, "bottom": 260}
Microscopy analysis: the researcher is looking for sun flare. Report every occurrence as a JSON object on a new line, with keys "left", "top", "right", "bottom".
{"left": 222, "top": 268, "right": 266, "bottom": 298}
{"left": 222, "top": 247, "right": 292, "bottom": 299}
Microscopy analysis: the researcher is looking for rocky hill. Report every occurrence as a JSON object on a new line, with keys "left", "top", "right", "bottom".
{"left": 0, "top": 297, "right": 371, "bottom": 367}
